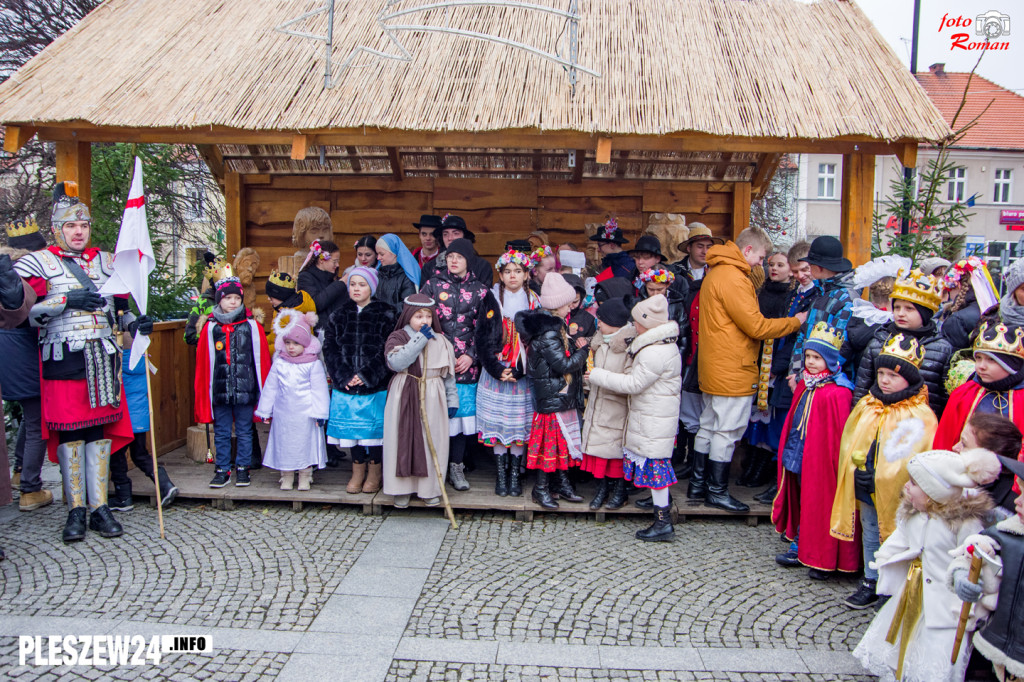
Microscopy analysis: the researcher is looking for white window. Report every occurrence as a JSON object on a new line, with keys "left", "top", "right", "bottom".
{"left": 817, "top": 163, "right": 836, "bottom": 198}
{"left": 994, "top": 169, "right": 1012, "bottom": 204}
{"left": 946, "top": 167, "right": 967, "bottom": 202}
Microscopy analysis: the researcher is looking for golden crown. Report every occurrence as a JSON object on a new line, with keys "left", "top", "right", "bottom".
{"left": 808, "top": 321, "right": 843, "bottom": 351}
{"left": 973, "top": 321, "right": 1024, "bottom": 360}
{"left": 890, "top": 268, "right": 943, "bottom": 312}
{"left": 268, "top": 270, "right": 296, "bottom": 290}
{"left": 5, "top": 217, "right": 40, "bottom": 238}
{"left": 880, "top": 332, "right": 925, "bottom": 368}
{"left": 203, "top": 257, "right": 232, "bottom": 283}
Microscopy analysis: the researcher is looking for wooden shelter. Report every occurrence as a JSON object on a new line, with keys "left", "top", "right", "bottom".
{"left": 0, "top": 0, "right": 949, "bottom": 449}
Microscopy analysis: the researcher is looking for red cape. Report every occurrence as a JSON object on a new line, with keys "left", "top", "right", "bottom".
{"left": 772, "top": 380, "right": 860, "bottom": 572}
{"left": 194, "top": 317, "right": 270, "bottom": 424}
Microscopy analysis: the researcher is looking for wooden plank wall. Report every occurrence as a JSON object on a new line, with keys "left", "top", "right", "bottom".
{"left": 149, "top": 320, "right": 196, "bottom": 455}
{"left": 238, "top": 175, "right": 747, "bottom": 319}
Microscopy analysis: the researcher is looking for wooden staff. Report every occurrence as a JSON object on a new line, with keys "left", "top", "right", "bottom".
{"left": 951, "top": 545, "right": 983, "bottom": 664}
{"left": 417, "top": 350, "right": 457, "bottom": 530}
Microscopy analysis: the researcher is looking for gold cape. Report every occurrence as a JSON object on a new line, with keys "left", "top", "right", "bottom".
{"left": 830, "top": 387, "right": 937, "bottom": 544}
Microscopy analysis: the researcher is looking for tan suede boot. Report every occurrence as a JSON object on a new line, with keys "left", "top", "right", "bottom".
{"left": 297, "top": 466, "right": 313, "bottom": 491}
{"left": 347, "top": 462, "right": 367, "bottom": 494}
{"left": 279, "top": 471, "right": 294, "bottom": 491}
{"left": 19, "top": 489, "right": 54, "bottom": 511}
{"left": 362, "top": 461, "right": 382, "bottom": 494}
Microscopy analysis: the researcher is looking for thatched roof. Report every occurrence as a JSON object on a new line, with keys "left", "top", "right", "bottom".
{"left": 0, "top": 0, "right": 949, "bottom": 145}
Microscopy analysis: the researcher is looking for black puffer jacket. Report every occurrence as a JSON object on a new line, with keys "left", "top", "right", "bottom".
{"left": 941, "top": 288, "right": 983, "bottom": 351}
{"left": 297, "top": 266, "right": 348, "bottom": 329}
{"left": 420, "top": 268, "right": 493, "bottom": 383}
{"left": 210, "top": 309, "right": 261, "bottom": 406}
{"left": 375, "top": 263, "right": 417, "bottom": 313}
{"left": 322, "top": 299, "right": 396, "bottom": 395}
{"left": 853, "top": 321, "right": 953, "bottom": 417}
{"left": 515, "top": 309, "right": 588, "bottom": 414}
{"left": 974, "top": 520, "right": 1024, "bottom": 673}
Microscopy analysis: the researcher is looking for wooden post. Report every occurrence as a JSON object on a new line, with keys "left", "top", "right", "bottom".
{"left": 840, "top": 153, "right": 875, "bottom": 268}
{"left": 224, "top": 172, "right": 242, "bottom": 259}
{"left": 55, "top": 140, "right": 92, "bottom": 207}
{"left": 731, "top": 181, "right": 751, "bottom": 240}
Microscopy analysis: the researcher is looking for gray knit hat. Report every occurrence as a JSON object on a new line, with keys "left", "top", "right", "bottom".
{"left": 1004, "top": 258, "right": 1024, "bottom": 296}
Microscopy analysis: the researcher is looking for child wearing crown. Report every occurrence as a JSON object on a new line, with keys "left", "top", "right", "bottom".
{"left": 771, "top": 322, "right": 858, "bottom": 578}
{"left": 264, "top": 270, "right": 316, "bottom": 355}
{"left": 194, "top": 276, "right": 271, "bottom": 488}
{"left": 831, "top": 333, "right": 938, "bottom": 609}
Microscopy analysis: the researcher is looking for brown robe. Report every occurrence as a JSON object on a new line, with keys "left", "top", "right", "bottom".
{"left": 0, "top": 281, "right": 36, "bottom": 507}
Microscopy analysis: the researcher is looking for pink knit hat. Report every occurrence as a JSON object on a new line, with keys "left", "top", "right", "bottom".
{"left": 539, "top": 272, "right": 577, "bottom": 309}
{"left": 273, "top": 309, "right": 320, "bottom": 354}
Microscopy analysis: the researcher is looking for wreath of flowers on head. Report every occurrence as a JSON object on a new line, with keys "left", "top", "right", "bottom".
{"left": 530, "top": 245, "right": 555, "bottom": 264}
{"left": 600, "top": 217, "right": 619, "bottom": 240}
{"left": 943, "top": 255, "right": 986, "bottom": 291}
{"left": 497, "top": 250, "right": 534, "bottom": 271}
{"left": 635, "top": 267, "right": 675, "bottom": 289}
{"left": 309, "top": 239, "right": 331, "bottom": 262}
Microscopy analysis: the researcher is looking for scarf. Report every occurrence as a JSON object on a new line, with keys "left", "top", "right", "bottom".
{"left": 802, "top": 369, "right": 833, "bottom": 390}
{"left": 277, "top": 336, "right": 322, "bottom": 364}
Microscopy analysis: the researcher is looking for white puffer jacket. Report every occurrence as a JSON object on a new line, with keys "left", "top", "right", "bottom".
{"left": 581, "top": 324, "right": 634, "bottom": 459}
{"left": 588, "top": 321, "right": 681, "bottom": 460}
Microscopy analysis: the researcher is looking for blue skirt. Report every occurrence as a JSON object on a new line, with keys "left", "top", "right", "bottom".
{"left": 327, "top": 389, "right": 386, "bottom": 441}
{"left": 453, "top": 383, "right": 477, "bottom": 418}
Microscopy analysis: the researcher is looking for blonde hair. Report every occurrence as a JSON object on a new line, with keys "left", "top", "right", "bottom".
{"left": 787, "top": 241, "right": 811, "bottom": 266}
{"left": 735, "top": 227, "right": 772, "bottom": 252}
{"left": 869, "top": 276, "right": 896, "bottom": 306}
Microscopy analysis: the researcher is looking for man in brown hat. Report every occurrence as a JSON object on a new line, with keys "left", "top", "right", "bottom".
{"left": 671, "top": 223, "right": 722, "bottom": 286}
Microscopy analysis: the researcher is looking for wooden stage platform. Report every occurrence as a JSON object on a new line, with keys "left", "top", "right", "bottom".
{"left": 128, "top": 449, "right": 772, "bottom": 524}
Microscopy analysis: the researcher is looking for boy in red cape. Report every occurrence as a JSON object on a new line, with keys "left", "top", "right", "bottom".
{"left": 772, "top": 321, "right": 858, "bottom": 579}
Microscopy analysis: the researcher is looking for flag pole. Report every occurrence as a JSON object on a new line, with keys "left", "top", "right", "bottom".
{"left": 143, "top": 351, "right": 166, "bottom": 539}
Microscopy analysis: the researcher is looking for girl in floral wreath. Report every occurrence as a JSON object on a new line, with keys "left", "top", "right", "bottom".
{"left": 634, "top": 266, "right": 688, "bottom": 353}
{"left": 940, "top": 255, "right": 1000, "bottom": 351}
{"left": 476, "top": 250, "right": 540, "bottom": 497}
{"left": 297, "top": 239, "right": 347, "bottom": 330}
{"left": 528, "top": 245, "right": 558, "bottom": 296}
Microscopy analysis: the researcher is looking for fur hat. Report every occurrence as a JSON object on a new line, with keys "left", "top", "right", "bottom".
{"left": 632, "top": 294, "right": 670, "bottom": 328}
{"left": 906, "top": 448, "right": 1002, "bottom": 504}
{"left": 539, "top": 272, "right": 576, "bottom": 310}
{"left": 215, "top": 276, "right": 244, "bottom": 304}
{"left": 346, "top": 266, "right": 379, "bottom": 295}
{"left": 273, "top": 308, "right": 321, "bottom": 355}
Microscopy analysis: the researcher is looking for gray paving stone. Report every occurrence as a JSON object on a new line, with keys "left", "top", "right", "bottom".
{"left": 308, "top": 595, "right": 417, "bottom": 635}
{"left": 800, "top": 649, "right": 871, "bottom": 675}
{"left": 699, "top": 647, "right": 809, "bottom": 673}
{"left": 598, "top": 645, "right": 704, "bottom": 671}
{"left": 356, "top": 541, "right": 441, "bottom": 570}
{"left": 294, "top": 632, "right": 401, "bottom": 659}
{"left": 496, "top": 641, "right": 601, "bottom": 668}
{"left": 273, "top": 652, "right": 392, "bottom": 682}
{"left": 395, "top": 637, "right": 499, "bottom": 664}
{"left": 336, "top": 565, "right": 430, "bottom": 599}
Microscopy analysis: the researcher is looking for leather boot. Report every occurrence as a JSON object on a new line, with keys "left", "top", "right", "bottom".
{"left": 635, "top": 505, "right": 674, "bottom": 542}
{"left": 552, "top": 470, "right": 583, "bottom": 503}
{"left": 280, "top": 470, "right": 294, "bottom": 490}
{"left": 736, "top": 447, "right": 758, "bottom": 487}
{"left": 298, "top": 466, "right": 313, "bottom": 491}
{"left": 58, "top": 440, "right": 88, "bottom": 543}
{"left": 85, "top": 440, "right": 124, "bottom": 537}
{"left": 687, "top": 450, "right": 709, "bottom": 500}
{"left": 745, "top": 449, "right": 774, "bottom": 488}
{"left": 62, "top": 507, "right": 87, "bottom": 544}
{"left": 705, "top": 459, "right": 749, "bottom": 513}
{"left": 754, "top": 483, "right": 778, "bottom": 505}
{"left": 604, "top": 478, "right": 629, "bottom": 510}
{"left": 635, "top": 492, "right": 673, "bottom": 510}
{"left": 589, "top": 479, "right": 609, "bottom": 510}
{"left": 155, "top": 467, "right": 178, "bottom": 507}
{"left": 531, "top": 470, "right": 558, "bottom": 509}
{"left": 362, "top": 462, "right": 382, "bottom": 494}
{"left": 88, "top": 505, "right": 123, "bottom": 537}
{"left": 672, "top": 426, "right": 693, "bottom": 479}
{"left": 508, "top": 456, "right": 522, "bottom": 497}
{"left": 347, "top": 462, "right": 367, "bottom": 494}
{"left": 108, "top": 482, "right": 134, "bottom": 512}
{"left": 494, "top": 453, "right": 509, "bottom": 497}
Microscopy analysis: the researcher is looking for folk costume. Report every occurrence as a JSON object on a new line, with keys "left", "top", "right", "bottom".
{"left": 323, "top": 267, "right": 396, "bottom": 493}
{"left": 476, "top": 250, "right": 540, "bottom": 497}
{"left": 14, "top": 182, "right": 138, "bottom": 542}
{"left": 382, "top": 294, "right": 459, "bottom": 504}
{"left": 589, "top": 218, "right": 635, "bottom": 281}
{"left": 853, "top": 449, "right": 999, "bottom": 682}
{"left": 771, "top": 323, "right": 858, "bottom": 574}
{"left": 256, "top": 309, "right": 330, "bottom": 490}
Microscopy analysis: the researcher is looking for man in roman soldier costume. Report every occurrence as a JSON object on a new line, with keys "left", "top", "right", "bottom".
{"left": 14, "top": 182, "right": 144, "bottom": 543}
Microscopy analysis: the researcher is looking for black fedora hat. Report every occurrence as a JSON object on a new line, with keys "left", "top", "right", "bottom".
{"left": 413, "top": 214, "right": 443, "bottom": 229}
{"left": 505, "top": 238, "right": 533, "bottom": 252}
{"left": 800, "top": 236, "right": 852, "bottom": 273}
{"left": 628, "top": 234, "right": 666, "bottom": 262}
{"left": 998, "top": 454, "right": 1024, "bottom": 482}
{"left": 435, "top": 214, "right": 475, "bottom": 243}
{"left": 589, "top": 218, "right": 629, "bottom": 246}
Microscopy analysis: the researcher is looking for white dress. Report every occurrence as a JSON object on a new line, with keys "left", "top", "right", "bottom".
{"left": 255, "top": 357, "right": 331, "bottom": 471}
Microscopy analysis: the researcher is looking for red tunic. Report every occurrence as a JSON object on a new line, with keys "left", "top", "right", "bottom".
{"left": 772, "top": 380, "right": 860, "bottom": 572}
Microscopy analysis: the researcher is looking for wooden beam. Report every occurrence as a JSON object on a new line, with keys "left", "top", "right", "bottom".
{"left": 386, "top": 147, "right": 404, "bottom": 181}
{"left": 197, "top": 144, "right": 225, "bottom": 185}
{"left": 750, "top": 153, "right": 782, "bottom": 197}
{"left": 895, "top": 143, "right": 918, "bottom": 169}
{"left": 714, "top": 153, "right": 735, "bottom": 181}
{"left": 247, "top": 145, "right": 269, "bottom": 172}
{"left": 2, "top": 125, "right": 37, "bottom": 154}
{"left": 571, "top": 149, "right": 585, "bottom": 184}
{"left": 731, "top": 182, "right": 751, "bottom": 241}
{"left": 55, "top": 141, "right": 91, "bottom": 208}
{"left": 290, "top": 134, "right": 309, "bottom": 161}
{"left": 435, "top": 147, "right": 448, "bottom": 178}
{"left": 345, "top": 146, "right": 362, "bottom": 173}
{"left": 840, "top": 153, "right": 876, "bottom": 268}
{"left": 615, "top": 150, "right": 629, "bottom": 178}
{"left": 224, "top": 172, "right": 242, "bottom": 259}
{"left": 596, "top": 137, "right": 612, "bottom": 164}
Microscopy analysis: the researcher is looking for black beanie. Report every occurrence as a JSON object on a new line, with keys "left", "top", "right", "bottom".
{"left": 597, "top": 296, "right": 631, "bottom": 328}
{"left": 265, "top": 272, "right": 296, "bottom": 301}
{"left": 446, "top": 238, "right": 476, "bottom": 262}
{"left": 875, "top": 353, "right": 923, "bottom": 387}
{"left": 911, "top": 301, "right": 934, "bottom": 326}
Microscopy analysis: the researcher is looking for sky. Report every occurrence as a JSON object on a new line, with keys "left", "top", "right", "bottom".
{"left": 853, "top": 0, "right": 1021, "bottom": 92}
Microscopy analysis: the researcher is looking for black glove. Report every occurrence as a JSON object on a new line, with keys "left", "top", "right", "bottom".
{"left": 448, "top": 407, "right": 457, "bottom": 419}
{"left": 65, "top": 288, "right": 105, "bottom": 312}
{"left": 854, "top": 468, "right": 875, "bottom": 501}
{"left": 419, "top": 323, "right": 435, "bottom": 339}
{"left": 0, "top": 254, "right": 24, "bottom": 310}
{"left": 129, "top": 315, "right": 154, "bottom": 336}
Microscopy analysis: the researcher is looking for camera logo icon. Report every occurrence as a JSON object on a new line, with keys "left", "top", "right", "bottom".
{"left": 976, "top": 10, "right": 1011, "bottom": 39}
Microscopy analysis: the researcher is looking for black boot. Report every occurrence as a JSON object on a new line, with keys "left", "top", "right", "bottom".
{"left": 508, "top": 457, "right": 522, "bottom": 497}
{"left": 635, "top": 505, "right": 674, "bottom": 542}
{"left": 88, "top": 505, "right": 124, "bottom": 538}
{"left": 156, "top": 467, "right": 178, "bottom": 507}
{"left": 531, "top": 471, "right": 558, "bottom": 509}
{"left": 745, "top": 449, "right": 775, "bottom": 488}
{"left": 678, "top": 432, "right": 696, "bottom": 479}
{"left": 604, "top": 478, "right": 628, "bottom": 510}
{"left": 687, "top": 450, "right": 709, "bottom": 500}
{"left": 753, "top": 483, "right": 778, "bottom": 505}
{"left": 635, "top": 493, "right": 673, "bottom": 509}
{"left": 494, "top": 453, "right": 509, "bottom": 497}
{"left": 249, "top": 423, "right": 263, "bottom": 470}
{"left": 736, "top": 446, "right": 759, "bottom": 487}
{"left": 62, "top": 507, "right": 87, "bottom": 544}
{"left": 705, "top": 460, "right": 749, "bottom": 513}
{"left": 589, "top": 479, "right": 609, "bottom": 510}
{"left": 108, "top": 482, "right": 135, "bottom": 512}
{"left": 552, "top": 470, "right": 583, "bottom": 503}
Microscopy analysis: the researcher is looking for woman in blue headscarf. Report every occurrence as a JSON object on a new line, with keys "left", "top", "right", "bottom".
{"left": 375, "top": 233, "right": 421, "bottom": 312}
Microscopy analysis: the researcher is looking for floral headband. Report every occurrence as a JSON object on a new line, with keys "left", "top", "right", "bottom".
{"left": 530, "top": 245, "right": 554, "bottom": 263}
{"left": 600, "top": 217, "right": 619, "bottom": 240}
{"left": 636, "top": 267, "right": 675, "bottom": 288}
{"left": 310, "top": 239, "right": 331, "bottom": 261}
{"left": 497, "top": 250, "right": 535, "bottom": 271}
{"left": 943, "top": 255, "right": 985, "bottom": 291}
